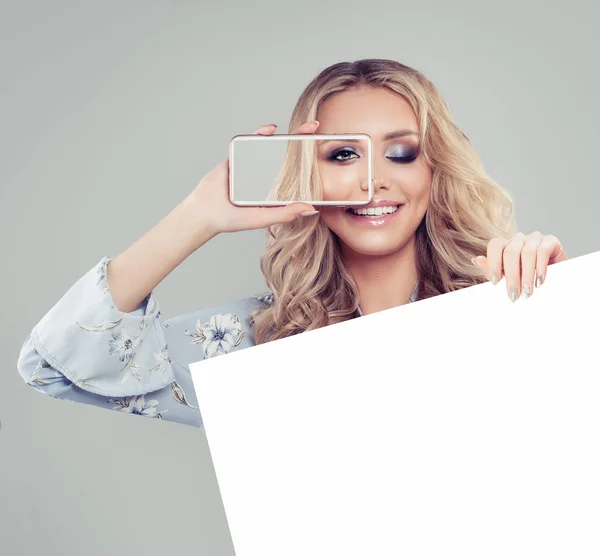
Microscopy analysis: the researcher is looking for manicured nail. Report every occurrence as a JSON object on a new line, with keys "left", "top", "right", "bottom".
{"left": 471, "top": 257, "right": 478, "bottom": 266}
{"left": 509, "top": 288, "right": 519, "bottom": 303}
{"left": 535, "top": 272, "right": 544, "bottom": 288}
{"left": 490, "top": 270, "right": 499, "bottom": 285}
{"left": 521, "top": 284, "right": 531, "bottom": 300}
{"left": 300, "top": 210, "right": 319, "bottom": 216}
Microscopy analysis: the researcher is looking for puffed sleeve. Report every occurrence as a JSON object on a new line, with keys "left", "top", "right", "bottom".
{"left": 17, "top": 256, "right": 269, "bottom": 428}
{"left": 21, "top": 256, "right": 173, "bottom": 397}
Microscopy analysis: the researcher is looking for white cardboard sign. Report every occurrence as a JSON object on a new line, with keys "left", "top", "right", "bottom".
{"left": 191, "top": 251, "right": 600, "bottom": 556}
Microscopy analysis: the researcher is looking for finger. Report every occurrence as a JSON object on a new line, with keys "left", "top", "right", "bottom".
{"left": 471, "top": 255, "right": 490, "bottom": 279}
{"left": 254, "top": 123, "right": 278, "bottom": 136}
{"left": 503, "top": 233, "right": 526, "bottom": 302}
{"left": 486, "top": 238, "right": 509, "bottom": 285}
{"left": 535, "top": 235, "right": 566, "bottom": 288}
{"left": 291, "top": 120, "right": 320, "bottom": 135}
{"left": 244, "top": 203, "right": 319, "bottom": 229}
{"left": 520, "top": 232, "right": 544, "bottom": 299}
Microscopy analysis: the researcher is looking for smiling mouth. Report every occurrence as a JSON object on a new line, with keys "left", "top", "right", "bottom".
{"left": 347, "top": 204, "right": 400, "bottom": 217}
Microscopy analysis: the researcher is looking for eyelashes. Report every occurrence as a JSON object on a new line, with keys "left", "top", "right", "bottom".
{"left": 325, "top": 144, "right": 419, "bottom": 164}
{"left": 385, "top": 145, "right": 419, "bottom": 163}
{"left": 327, "top": 147, "right": 359, "bottom": 162}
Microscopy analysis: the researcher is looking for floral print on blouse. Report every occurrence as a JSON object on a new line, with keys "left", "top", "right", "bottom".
{"left": 17, "top": 256, "right": 419, "bottom": 429}
{"left": 17, "top": 257, "right": 272, "bottom": 429}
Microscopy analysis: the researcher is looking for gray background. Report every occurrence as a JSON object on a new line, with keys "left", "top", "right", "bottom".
{"left": 1, "top": 1, "right": 598, "bottom": 554}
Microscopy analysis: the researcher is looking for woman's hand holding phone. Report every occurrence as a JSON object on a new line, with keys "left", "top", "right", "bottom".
{"left": 186, "top": 121, "right": 320, "bottom": 238}
{"left": 105, "top": 122, "right": 319, "bottom": 313}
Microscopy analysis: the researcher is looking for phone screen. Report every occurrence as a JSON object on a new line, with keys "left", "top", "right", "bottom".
{"left": 229, "top": 134, "right": 373, "bottom": 206}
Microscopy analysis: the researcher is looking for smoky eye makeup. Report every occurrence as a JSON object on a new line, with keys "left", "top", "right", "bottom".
{"left": 385, "top": 143, "right": 420, "bottom": 163}
{"left": 325, "top": 146, "right": 361, "bottom": 162}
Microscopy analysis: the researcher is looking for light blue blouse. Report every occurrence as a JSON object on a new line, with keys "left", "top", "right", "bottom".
{"left": 17, "top": 256, "right": 419, "bottom": 429}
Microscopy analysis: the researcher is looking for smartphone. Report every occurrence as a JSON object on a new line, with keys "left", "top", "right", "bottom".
{"left": 229, "top": 133, "right": 373, "bottom": 206}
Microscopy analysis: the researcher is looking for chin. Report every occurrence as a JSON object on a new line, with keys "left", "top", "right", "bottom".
{"left": 339, "top": 236, "right": 412, "bottom": 258}
{"left": 323, "top": 206, "right": 423, "bottom": 255}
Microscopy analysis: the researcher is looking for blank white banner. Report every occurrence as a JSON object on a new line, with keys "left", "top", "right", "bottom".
{"left": 191, "top": 250, "right": 600, "bottom": 556}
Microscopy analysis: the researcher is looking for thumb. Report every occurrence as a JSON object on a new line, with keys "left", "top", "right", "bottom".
{"left": 274, "top": 203, "right": 319, "bottom": 223}
{"left": 252, "top": 203, "right": 319, "bottom": 228}
{"left": 284, "top": 202, "right": 319, "bottom": 219}
{"left": 471, "top": 255, "right": 490, "bottom": 280}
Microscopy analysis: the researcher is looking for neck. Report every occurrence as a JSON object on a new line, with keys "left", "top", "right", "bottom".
{"left": 342, "top": 237, "right": 419, "bottom": 316}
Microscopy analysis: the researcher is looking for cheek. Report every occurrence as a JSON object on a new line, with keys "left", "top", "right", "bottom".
{"left": 318, "top": 161, "right": 369, "bottom": 202}
{"left": 317, "top": 208, "right": 345, "bottom": 232}
{"left": 404, "top": 162, "right": 432, "bottom": 204}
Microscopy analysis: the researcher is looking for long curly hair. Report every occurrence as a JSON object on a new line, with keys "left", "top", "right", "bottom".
{"left": 251, "top": 59, "right": 516, "bottom": 344}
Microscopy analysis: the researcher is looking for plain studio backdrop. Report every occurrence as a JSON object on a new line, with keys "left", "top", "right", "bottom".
{"left": 1, "top": 1, "right": 598, "bottom": 555}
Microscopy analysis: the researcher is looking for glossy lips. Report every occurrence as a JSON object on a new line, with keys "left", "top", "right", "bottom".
{"left": 345, "top": 200, "right": 404, "bottom": 227}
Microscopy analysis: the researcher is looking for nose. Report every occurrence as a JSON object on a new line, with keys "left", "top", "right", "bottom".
{"left": 360, "top": 178, "right": 390, "bottom": 190}
{"left": 364, "top": 178, "right": 391, "bottom": 192}
{"left": 358, "top": 178, "right": 390, "bottom": 203}
{"left": 360, "top": 153, "right": 393, "bottom": 193}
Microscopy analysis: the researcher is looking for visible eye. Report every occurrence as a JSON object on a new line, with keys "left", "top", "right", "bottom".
{"left": 385, "top": 144, "right": 419, "bottom": 163}
{"left": 327, "top": 147, "right": 360, "bottom": 162}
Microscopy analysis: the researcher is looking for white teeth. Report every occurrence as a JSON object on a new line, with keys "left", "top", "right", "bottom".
{"left": 350, "top": 205, "right": 399, "bottom": 217}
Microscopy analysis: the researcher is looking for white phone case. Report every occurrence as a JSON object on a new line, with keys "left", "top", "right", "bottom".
{"left": 228, "top": 133, "right": 374, "bottom": 207}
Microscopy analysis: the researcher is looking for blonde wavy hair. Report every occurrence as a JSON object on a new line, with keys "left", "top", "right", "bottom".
{"left": 251, "top": 59, "right": 517, "bottom": 344}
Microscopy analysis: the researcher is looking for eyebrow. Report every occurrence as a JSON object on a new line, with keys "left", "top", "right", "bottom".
{"left": 317, "top": 129, "right": 419, "bottom": 146}
{"left": 383, "top": 130, "right": 419, "bottom": 140}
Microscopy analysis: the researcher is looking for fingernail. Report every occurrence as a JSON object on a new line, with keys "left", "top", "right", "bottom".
{"left": 490, "top": 271, "right": 499, "bottom": 285}
{"left": 300, "top": 210, "right": 319, "bottom": 216}
{"left": 471, "top": 257, "right": 478, "bottom": 267}
{"left": 509, "top": 288, "right": 519, "bottom": 303}
{"left": 535, "top": 272, "right": 544, "bottom": 288}
{"left": 521, "top": 284, "right": 531, "bottom": 300}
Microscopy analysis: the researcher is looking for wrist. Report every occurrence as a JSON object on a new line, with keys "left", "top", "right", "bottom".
{"left": 177, "top": 194, "right": 220, "bottom": 248}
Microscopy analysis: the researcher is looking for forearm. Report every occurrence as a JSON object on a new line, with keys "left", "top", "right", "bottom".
{"left": 107, "top": 195, "right": 216, "bottom": 313}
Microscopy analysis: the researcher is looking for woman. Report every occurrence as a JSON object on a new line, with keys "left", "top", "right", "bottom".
{"left": 17, "top": 59, "right": 567, "bottom": 428}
